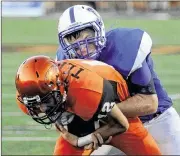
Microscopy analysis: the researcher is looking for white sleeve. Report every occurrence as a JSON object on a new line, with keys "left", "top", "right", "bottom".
{"left": 128, "top": 31, "right": 152, "bottom": 76}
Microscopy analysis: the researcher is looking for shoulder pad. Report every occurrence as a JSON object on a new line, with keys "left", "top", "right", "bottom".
{"left": 101, "top": 28, "right": 152, "bottom": 78}
{"left": 56, "top": 46, "right": 68, "bottom": 61}
{"left": 129, "top": 31, "right": 152, "bottom": 76}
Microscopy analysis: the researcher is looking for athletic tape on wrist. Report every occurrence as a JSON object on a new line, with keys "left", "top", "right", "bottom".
{"left": 77, "top": 134, "right": 93, "bottom": 147}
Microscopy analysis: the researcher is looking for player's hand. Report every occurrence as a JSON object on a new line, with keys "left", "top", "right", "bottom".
{"left": 104, "top": 135, "right": 113, "bottom": 144}
{"left": 55, "top": 123, "right": 78, "bottom": 147}
{"left": 84, "top": 133, "right": 112, "bottom": 150}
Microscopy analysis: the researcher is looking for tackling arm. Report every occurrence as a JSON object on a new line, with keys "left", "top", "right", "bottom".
{"left": 87, "top": 79, "right": 129, "bottom": 141}
{"left": 117, "top": 58, "right": 158, "bottom": 117}
{"left": 117, "top": 94, "right": 158, "bottom": 118}
{"left": 85, "top": 104, "right": 129, "bottom": 143}
{"left": 116, "top": 31, "right": 158, "bottom": 117}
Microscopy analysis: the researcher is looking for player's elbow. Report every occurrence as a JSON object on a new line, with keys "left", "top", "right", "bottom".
{"left": 117, "top": 122, "right": 129, "bottom": 133}
{"left": 124, "top": 122, "right": 129, "bottom": 131}
{"left": 120, "top": 119, "right": 129, "bottom": 131}
{"left": 111, "top": 123, "right": 129, "bottom": 135}
{"left": 109, "top": 118, "right": 129, "bottom": 134}
{"left": 146, "top": 94, "right": 158, "bottom": 113}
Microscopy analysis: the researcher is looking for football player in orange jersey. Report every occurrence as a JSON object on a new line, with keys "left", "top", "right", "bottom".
{"left": 15, "top": 55, "right": 161, "bottom": 155}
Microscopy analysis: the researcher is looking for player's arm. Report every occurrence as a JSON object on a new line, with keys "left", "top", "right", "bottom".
{"left": 58, "top": 79, "right": 129, "bottom": 149}
{"left": 116, "top": 31, "right": 158, "bottom": 117}
{"left": 84, "top": 104, "right": 129, "bottom": 149}
{"left": 57, "top": 112, "right": 128, "bottom": 149}
{"left": 88, "top": 79, "right": 129, "bottom": 141}
{"left": 82, "top": 111, "right": 129, "bottom": 150}
{"left": 118, "top": 94, "right": 158, "bottom": 117}
{"left": 117, "top": 57, "right": 158, "bottom": 117}
{"left": 84, "top": 103, "right": 129, "bottom": 145}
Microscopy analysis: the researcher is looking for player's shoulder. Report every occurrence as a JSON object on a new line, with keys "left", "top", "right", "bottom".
{"left": 56, "top": 59, "right": 80, "bottom": 66}
{"left": 58, "top": 59, "right": 104, "bottom": 84}
{"left": 106, "top": 27, "right": 149, "bottom": 42}
{"left": 106, "top": 27, "right": 144, "bottom": 36}
{"left": 56, "top": 46, "right": 68, "bottom": 61}
{"left": 107, "top": 27, "right": 152, "bottom": 55}
{"left": 65, "top": 59, "right": 111, "bottom": 70}
{"left": 102, "top": 28, "right": 152, "bottom": 77}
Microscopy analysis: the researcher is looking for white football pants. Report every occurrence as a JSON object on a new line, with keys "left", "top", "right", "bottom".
{"left": 144, "top": 106, "right": 180, "bottom": 155}
{"left": 91, "top": 106, "right": 180, "bottom": 155}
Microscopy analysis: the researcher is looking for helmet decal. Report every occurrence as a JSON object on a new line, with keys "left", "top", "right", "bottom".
{"left": 44, "top": 64, "right": 59, "bottom": 90}
{"left": 69, "top": 6, "right": 75, "bottom": 23}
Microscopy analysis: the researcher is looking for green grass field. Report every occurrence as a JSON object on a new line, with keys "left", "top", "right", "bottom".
{"left": 2, "top": 17, "right": 180, "bottom": 155}
{"left": 2, "top": 18, "right": 180, "bottom": 45}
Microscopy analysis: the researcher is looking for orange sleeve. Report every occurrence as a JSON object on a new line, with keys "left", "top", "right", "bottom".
{"left": 117, "top": 80, "right": 130, "bottom": 101}
{"left": 81, "top": 61, "right": 130, "bottom": 101}
{"left": 67, "top": 88, "right": 102, "bottom": 121}
{"left": 59, "top": 60, "right": 104, "bottom": 121}
{"left": 111, "top": 70, "right": 130, "bottom": 101}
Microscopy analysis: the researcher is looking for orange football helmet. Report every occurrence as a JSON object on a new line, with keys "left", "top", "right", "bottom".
{"left": 15, "top": 55, "right": 66, "bottom": 125}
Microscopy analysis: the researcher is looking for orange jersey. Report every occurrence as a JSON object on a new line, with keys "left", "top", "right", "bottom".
{"left": 54, "top": 59, "right": 162, "bottom": 155}
{"left": 56, "top": 59, "right": 129, "bottom": 121}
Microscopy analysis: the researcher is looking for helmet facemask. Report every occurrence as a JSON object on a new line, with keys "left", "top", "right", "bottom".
{"left": 59, "top": 21, "right": 106, "bottom": 59}
{"left": 18, "top": 90, "right": 66, "bottom": 125}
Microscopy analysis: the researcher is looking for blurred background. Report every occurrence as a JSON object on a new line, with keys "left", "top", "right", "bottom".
{"left": 2, "top": 1, "right": 180, "bottom": 155}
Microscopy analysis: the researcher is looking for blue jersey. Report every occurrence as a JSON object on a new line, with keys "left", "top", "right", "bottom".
{"left": 56, "top": 28, "right": 173, "bottom": 123}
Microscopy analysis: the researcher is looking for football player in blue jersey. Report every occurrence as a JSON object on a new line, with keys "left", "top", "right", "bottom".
{"left": 56, "top": 5, "right": 180, "bottom": 155}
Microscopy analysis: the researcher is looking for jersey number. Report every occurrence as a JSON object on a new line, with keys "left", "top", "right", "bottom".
{"left": 98, "top": 102, "right": 115, "bottom": 119}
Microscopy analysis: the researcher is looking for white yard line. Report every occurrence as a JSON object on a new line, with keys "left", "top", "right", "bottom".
{"left": 3, "top": 125, "right": 56, "bottom": 130}
{"left": 2, "top": 94, "right": 15, "bottom": 98}
{"left": 2, "top": 112, "right": 24, "bottom": 116}
{"left": 2, "top": 137, "right": 57, "bottom": 141}
{"left": 169, "top": 93, "right": 180, "bottom": 100}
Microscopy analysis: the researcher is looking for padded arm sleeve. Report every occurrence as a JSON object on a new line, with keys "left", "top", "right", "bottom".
{"left": 127, "top": 60, "right": 156, "bottom": 96}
